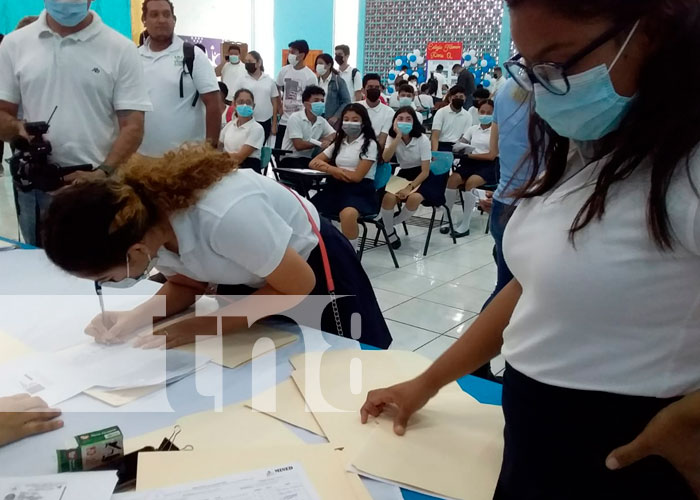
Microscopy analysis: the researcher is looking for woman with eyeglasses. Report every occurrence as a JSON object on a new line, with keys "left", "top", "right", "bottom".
{"left": 361, "top": 0, "right": 700, "bottom": 498}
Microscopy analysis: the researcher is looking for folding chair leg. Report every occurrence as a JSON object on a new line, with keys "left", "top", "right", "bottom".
{"left": 379, "top": 223, "right": 400, "bottom": 268}
{"left": 443, "top": 204, "right": 458, "bottom": 245}
{"left": 423, "top": 207, "right": 437, "bottom": 256}
{"left": 485, "top": 213, "right": 491, "bottom": 235}
{"left": 373, "top": 227, "right": 381, "bottom": 246}
{"left": 402, "top": 221, "right": 409, "bottom": 236}
{"left": 458, "top": 190, "right": 466, "bottom": 212}
{"left": 358, "top": 220, "right": 369, "bottom": 260}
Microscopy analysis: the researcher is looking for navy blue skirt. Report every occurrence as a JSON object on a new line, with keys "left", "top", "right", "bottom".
{"left": 311, "top": 178, "right": 377, "bottom": 217}
{"left": 495, "top": 364, "right": 695, "bottom": 500}
{"left": 397, "top": 167, "right": 445, "bottom": 206}
{"left": 455, "top": 157, "right": 497, "bottom": 185}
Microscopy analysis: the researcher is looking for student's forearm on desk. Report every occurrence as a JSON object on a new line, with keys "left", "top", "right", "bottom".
{"left": 419, "top": 279, "right": 522, "bottom": 392}
{"left": 291, "top": 138, "right": 316, "bottom": 151}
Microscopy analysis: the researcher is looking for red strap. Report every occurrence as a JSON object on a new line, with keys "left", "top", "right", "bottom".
{"left": 284, "top": 187, "right": 336, "bottom": 294}
{"left": 225, "top": 105, "right": 235, "bottom": 123}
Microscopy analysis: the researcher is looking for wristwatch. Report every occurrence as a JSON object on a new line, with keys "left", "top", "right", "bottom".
{"left": 97, "top": 164, "right": 116, "bottom": 176}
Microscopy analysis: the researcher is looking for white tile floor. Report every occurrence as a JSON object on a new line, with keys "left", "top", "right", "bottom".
{"left": 0, "top": 143, "right": 506, "bottom": 376}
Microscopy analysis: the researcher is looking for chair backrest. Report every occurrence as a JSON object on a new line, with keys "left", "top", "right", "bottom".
{"left": 374, "top": 162, "right": 392, "bottom": 190}
{"left": 430, "top": 151, "right": 454, "bottom": 176}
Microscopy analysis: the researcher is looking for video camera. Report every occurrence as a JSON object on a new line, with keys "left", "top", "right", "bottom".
{"left": 9, "top": 107, "right": 92, "bottom": 192}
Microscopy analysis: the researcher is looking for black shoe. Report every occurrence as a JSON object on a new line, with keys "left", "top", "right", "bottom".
{"left": 387, "top": 231, "right": 402, "bottom": 250}
{"left": 452, "top": 229, "right": 471, "bottom": 238}
{"left": 439, "top": 226, "right": 451, "bottom": 235}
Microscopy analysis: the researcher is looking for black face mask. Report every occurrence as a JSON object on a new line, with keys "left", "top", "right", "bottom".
{"left": 451, "top": 98, "right": 465, "bottom": 109}
{"left": 335, "top": 54, "right": 344, "bottom": 65}
{"left": 245, "top": 62, "right": 257, "bottom": 74}
{"left": 366, "top": 88, "right": 381, "bottom": 102}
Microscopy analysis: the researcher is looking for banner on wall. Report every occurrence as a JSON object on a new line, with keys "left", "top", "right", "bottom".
{"left": 426, "top": 42, "right": 464, "bottom": 61}
{"left": 180, "top": 35, "right": 223, "bottom": 65}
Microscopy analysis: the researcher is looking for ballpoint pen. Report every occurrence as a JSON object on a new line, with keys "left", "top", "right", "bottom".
{"left": 94, "top": 281, "right": 107, "bottom": 328}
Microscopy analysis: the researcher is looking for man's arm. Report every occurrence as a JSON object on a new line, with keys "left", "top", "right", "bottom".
{"left": 200, "top": 91, "right": 221, "bottom": 147}
{"left": 0, "top": 101, "right": 26, "bottom": 141}
{"left": 103, "top": 110, "right": 145, "bottom": 167}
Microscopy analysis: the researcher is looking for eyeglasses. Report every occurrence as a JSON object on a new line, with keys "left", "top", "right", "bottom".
{"left": 504, "top": 22, "right": 634, "bottom": 96}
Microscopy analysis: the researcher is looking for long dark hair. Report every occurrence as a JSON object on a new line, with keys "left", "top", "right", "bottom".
{"left": 247, "top": 50, "right": 264, "bottom": 72}
{"left": 329, "top": 104, "right": 378, "bottom": 166}
{"left": 388, "top": 107, "right": 425, "bottom": 139}
{"left": 508, "top": 0, "right": 700, "bottom": 249}
{"left": 316, "top": 53, "right": 338, "bottom": 76}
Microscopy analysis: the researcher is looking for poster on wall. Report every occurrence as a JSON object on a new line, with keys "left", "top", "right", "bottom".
{"left": 426, "top": 42, "right": 464, "bottom": 61}
{"left": 180, "top": 35, "right": 224, "bottom": 66}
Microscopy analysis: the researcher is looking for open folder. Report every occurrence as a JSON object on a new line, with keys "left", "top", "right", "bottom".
{"left": 136, "top": 445, "right": 372, "bottom": 500}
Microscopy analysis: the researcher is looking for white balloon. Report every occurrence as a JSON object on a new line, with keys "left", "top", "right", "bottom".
{"left": 389, "top": 70, "right": 397, "bottom": 75}
{"left": 410, "top": 61, "right": 418, "bottom": 68}
{"left": 481, "top": 59, "right": 488, "bottom": 67}
{"left": 406, "top": 53, "right": 413, "bottom": 60}
{"left": 469, "top": 49, "right": 477, "bottom": 56}
{"left": 395, "top": 58, "right": 403, "bottom": 66}
{"left": 469, "top": 58, "right": 477, "bottom": 66}
{"left": 413, "top": 49, "right": 421, "bottom": 56}
{"left": 416, "top": 56, "right": 424, "bottom": 65}
{"left": 462, "top": 52, "right": 470, "bottom": 60}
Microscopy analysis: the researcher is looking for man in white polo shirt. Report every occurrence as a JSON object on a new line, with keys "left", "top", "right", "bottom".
{"left": 216, "top": 44, "right": 246, "bottom": 100}
{"left": 280, "top": 85, "right": 335, "bottom": 170}
{"left": 0, "top": 0, "right": 151, "bottom": 246}
{"left": 334, "top": 44, "right": 363, "bottom": 102}
{"left": 138, "top": 0, "right": 220, "bottom": 157}
{"left": 358, "top": 73, "right": 394, "bottom": 151}
{"left": 430, "top": 85, "right": 473, "bottom": 152}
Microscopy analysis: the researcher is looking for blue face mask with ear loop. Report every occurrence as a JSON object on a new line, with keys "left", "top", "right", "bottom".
{"left": 100, "top": 253, "right": 158, "bottom": 289}
{"left": 397, "top": 122, "right": 413, "bottom": 135}
{"left": 45, "top": 0, "right": 90, "bottom": 27}
{"left": 533, "top": 20, "right": 640, "bottom": 141}
{"left": 478, "top": 114, "right": 494, "bottom": 125}
{"left": 310, "top": 101, "right": 326, "bottom": 116}
{"left": 236, "top": 104, "right": 254, "bottom": 118}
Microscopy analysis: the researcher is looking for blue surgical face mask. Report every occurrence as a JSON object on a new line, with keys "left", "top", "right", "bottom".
{"left": 397, "top": 122, "right": 413, "bottom": 135}
{"left": 45, "top": 0, "right": 90, "bottom": 27}
{"left": 533, "top": 22, "right": 638, "bottom": 141}
{"left": 399, "top": 97, "right": 413, "bottom": 107}
{"left": 310, "top": 101, "right": 326, "bottom": 116}
{"left": 478, "top": 114, "right": 494, "bottom": 125}
{"left": 229, "top": 55, "right": 240, "bottom": 64}
{"left": 101, "top": 253, "right": 157, "bottom": 289}
{"left": 236, "top": 104, "right": 254, "bottom": 118}
{"left": 342, "top": 122, "right": 362, "bottom": 136}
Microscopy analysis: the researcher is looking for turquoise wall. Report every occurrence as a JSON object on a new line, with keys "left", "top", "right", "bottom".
{"left": 0, "top": 0, "right": 131, "bottom": 38}
{"left": 498, "top": 2, "right": 512, "bottom": 66}
{"left": 273, "top": 0, "right": 334, "bottom": 73}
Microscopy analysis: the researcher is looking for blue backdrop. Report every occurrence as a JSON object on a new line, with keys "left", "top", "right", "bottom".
{"left": 0, "top": 0, "right": 131, "bottom": 38}
{"left": 273, "top": 0, "right": 334, "bottom": 73}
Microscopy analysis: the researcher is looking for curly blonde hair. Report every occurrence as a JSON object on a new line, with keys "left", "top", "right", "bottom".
{"left": 44, "top": 145, "right": 239, "bottom": 274}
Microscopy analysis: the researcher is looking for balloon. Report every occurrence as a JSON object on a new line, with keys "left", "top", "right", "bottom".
{"left": 409, "top": 54, "right": 417, "bottom": 62}
{"left": 416, "top": 56, "right": 424, "bottom": 65}
{"left": 387, "top": 86, "right": 395, "bottom": 94}
{"left": 469, "top": 49, "right": 477, "bottom": 56}
{"left": 413, "top": 49, "right": 421, "bottom": 56}
{"left": 395, "top": 58, "right": 403, "bottom": 67}
{"left": 464, "top": 54, "right": 472, "bottom": 62}
{"left": 468, "top": 67, "right": 476, "bottom": 74}
{"left": 484, "top": 53, "right": 491, "bottom": 60}
{"left": 481, "top": 59, "right": 488, "bottom": 68}
{"left": 388, "top": 73, "right": 396, "bottom": 81}
{"left": 482, "top": 79, "right": 491, "bottom": 88}
{"left": 469, "top": 58, "right": 477, "bottom": 66}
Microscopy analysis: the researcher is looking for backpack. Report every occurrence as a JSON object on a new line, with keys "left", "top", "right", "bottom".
{"left": 180, "top": 42, "right": 199, "bottom": 107}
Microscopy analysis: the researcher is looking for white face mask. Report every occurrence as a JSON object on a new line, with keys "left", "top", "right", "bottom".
{"left": 101, "top": 253, "right": 157, "bottom": 289}
{"left": 288, "top": 53, "right": 298, "bottom": 66}
{"left": 316, "top": 64, "right": 327, "bottom": 75}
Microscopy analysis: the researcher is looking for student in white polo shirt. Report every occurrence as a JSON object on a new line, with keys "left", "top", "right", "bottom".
{"left": 334, "top": 44, "right": 363, "bottom": 102}
{"left": 216, "top": 44, "right": 246, "bottom": 99}
{"left": 309, "top": 104, "right": 379, "bottom": 251}
{"left": 358, "top": 73, "right": 394, "bottom": 151}
{"left": 138, "top": 0, "right": 220, "bottom": 158}
{"left": 0, "top": 0, "right": 151, "bottom": 247}
{"left": 220, "top": 89, "right": 265, "bottom": 173}
{"left": 430, "top": 85, "right": 472, "bottom": 152}
{"left": 43, "top": 146, "right": 392, "bottom": 350}
{"left": 280, "top": 86, "right": 336, "bottom": 170}
{"left": 275, "top": 40, "right": 318, "bottom": 149}
{"left": 390, "top": 84, "right": 424, "bottom": 124}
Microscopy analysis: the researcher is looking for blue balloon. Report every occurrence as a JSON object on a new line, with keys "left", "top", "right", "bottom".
{"left": 409, "top": 54, "right": 417, "bottom": 62}
{"left": 484, "top": 53, "right": 491, "bottom": 60}
{"left": 468, "top": 67, "right": 476, "bottom": 74}
{"left": 483, "top": 79, "right": 491, "bottom": 87}
{"left": 387, "top": 86, "right": 395, "bottom": 94}
{"left": 464, "top": 54, "right": 472, "bottom": 61}
{"left": 388, "top": 73, "right": 396, "bottom": 81}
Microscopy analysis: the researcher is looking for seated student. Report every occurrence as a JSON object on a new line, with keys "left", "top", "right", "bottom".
{"left": 468, "top": 87, "right": 492, "bottom": 127}
{"left": 407, "top": 74, "right": 419, "bottom": 92}
{"left": 416, "top": 84, "right": 435, "bottom": 120}
{"left": 0, "top": 395, "right": 63, "bottom": 447}
{"left": 393, "top": 84, "right": 424, "bottom": 124}
{"left": 442, "top": 99, "right": 498, "bottom": 237}
{"left": 315, "top": 53, "right": 351, "bottom": 126}
{"left": 309, "top": 104, "right": 379, "bottom": 251}
{"left": 358, "top": 74, "right": 394, "bottom": 151}
{"left": 430, "top": 85, "right": 473, "bottom": 152}
{"left": 220, "top": 89, "right": 266, "bottom": 173}
{"left": 280, "top": 86, "right": 336, "bottom": 169}
{"left": 43, "top": 146, "right": 392, "bottom": 350}
{"left": 379, "top": 107, "right": 436, "bottom": 250}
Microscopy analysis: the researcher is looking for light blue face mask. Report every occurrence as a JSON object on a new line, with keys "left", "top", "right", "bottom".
{"left": 229, "top": 55, "right": 240, "bottom": 64}
{"left": 534, "top": 22, "right": 638, "bottom": 141}
{"left": 310, "top": 101, "right": 326, "bottom": 116}
{"left": 399, "top": 97, "right": 413, "bottom": 107}
{"left": 478, "top": 114, "right": 494, "bottom": 125}
{"left": 101, "top": 254, "right": 157, "bottom": 289}
{"left": 236, "top": 104, "right": 254, "bottom": 118}
{"left": 397, "top": 122, "right": 413, "bottom": 135}
{"left": 45, "top": 0, "right": 90, "bottom": 27}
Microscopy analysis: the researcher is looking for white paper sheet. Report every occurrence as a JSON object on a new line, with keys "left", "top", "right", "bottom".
{"left": 0, "top": 471, "right": 118, "bottom": 500}
{"left": 124, "top": 462, "right": 320, "bottom": 500}
{"left": 452, "top": 142, "right": 475, "bottom": 154}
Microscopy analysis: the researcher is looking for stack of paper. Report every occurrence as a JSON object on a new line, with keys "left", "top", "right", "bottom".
{"left": 0, "top": 471, "right": 118, "bottom": 500}
{"left": 271, "top": 350, "right": 505, "bottom": 500}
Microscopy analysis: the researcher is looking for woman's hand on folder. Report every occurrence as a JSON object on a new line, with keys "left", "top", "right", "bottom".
{"left": 360, "top": 376, "right": 438, "bottom": 436}
{"left": 0, "top": 394, "right": 63, "bottom": 447}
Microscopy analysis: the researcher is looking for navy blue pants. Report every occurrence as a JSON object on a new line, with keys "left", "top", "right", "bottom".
{"left": 495, "top": 364, "right": 695, "bottom": 500}
{"left": 483, "top": 199, "right": 515, "bottom": 308}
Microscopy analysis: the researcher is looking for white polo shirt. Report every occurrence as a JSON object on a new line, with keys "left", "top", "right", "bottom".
{"left": 389, "top": 134, "right": 431, "bottom": 170}
{"left": 323, "top": 134, "right": 378, "bottom": 180}
{"left": 231, "top": 73, "right": 279, "bottom": 122}
{"left": 463, "top": 124, "right": 493, "bottom": 155}
{"left": 502, "top": 146, "right": 700, "bottom": 398}
{"left": 156, "top": 169, "right": 320, "bottom": 288}
{"left": 220, "top": 118, "right": 265, "bottom": 160}
{"left": 358, "top": 100, "right": 394, "bottom": 138}
{"left": 0, "top": 11, "right": 151, "bottom": 168}
{"left": 435, "top": 73, "right": 447, "bottom": 98}
{"left": 221, "top": 61, "right": 246, "bottom": 99}
{"left": 138, "top": 36, "right": 219, "bottom": 158}
{"left": 282, "top": 110, "right": 335, "bottom": 158}
{"left": 276, "top": 64, "right": 318, "bottom": 126}
{"left": 490, "top": 76, "right": 506, "bottom": 96}
{"left": 338, "top": 66, "right": 362, "bottom": 97}
{"left": 432, "top": 105, "right": 473, "bottom": 143}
